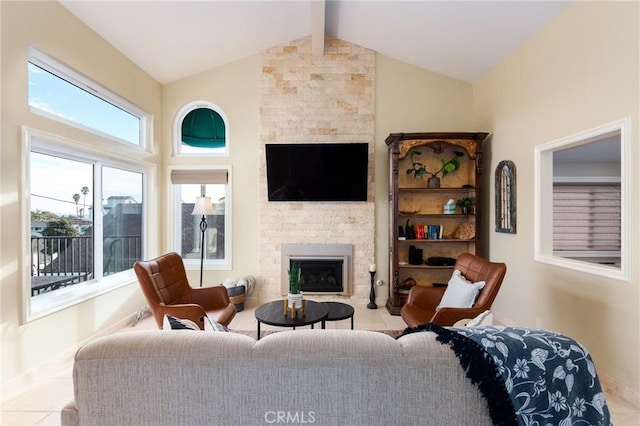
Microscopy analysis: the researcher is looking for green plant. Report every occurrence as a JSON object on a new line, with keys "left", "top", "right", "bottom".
{"left": 288, "top": 262, "right": 301, "bottom": 294}
{"left": 406, "top": 150, "right": 464, "bottom": 179}
{"left": 456, "top": 197, "right": 475, "bottom": 208}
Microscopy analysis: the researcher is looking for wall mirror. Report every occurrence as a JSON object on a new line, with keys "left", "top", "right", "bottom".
{"left": 495, "top": 160, "right": 516, "bottom": 234}
{"left": 534, "top": 118, "right": 629, "bottom": 281}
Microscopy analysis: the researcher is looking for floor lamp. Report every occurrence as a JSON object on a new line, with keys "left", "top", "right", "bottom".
{"left": 192, "top": 196, "right": 214, "bottom": 287}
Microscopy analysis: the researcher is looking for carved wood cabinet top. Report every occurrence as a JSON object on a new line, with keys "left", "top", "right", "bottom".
{"left": 385, "top": 132, "right": 489, "bottom": 160}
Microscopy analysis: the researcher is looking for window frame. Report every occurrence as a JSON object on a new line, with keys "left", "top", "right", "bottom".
{"left": 28, "top": 46, "right": 150, "bottom": 150}
{"left": 22, "top": 126, "right": 156, "bottom": 323}
{"left": 534, "top": 118, "right": 630, "bottom": 282}
{"left": 167, "top": 165, "right": 233, "bottom": 271}
{"left": 173, "top": 100, "right": 229, "bottom": 157}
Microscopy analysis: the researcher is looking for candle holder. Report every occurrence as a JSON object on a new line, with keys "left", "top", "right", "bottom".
{"left": 367, "top": 270, "right": 377, "bottom": 309}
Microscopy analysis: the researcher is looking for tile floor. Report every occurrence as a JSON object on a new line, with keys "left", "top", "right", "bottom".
{"left": 1, "top": 300, "right": 638, "bottom": 425}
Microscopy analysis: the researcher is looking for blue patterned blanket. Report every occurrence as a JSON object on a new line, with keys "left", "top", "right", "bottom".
{"left": 400, "top": 324, "right": 611, "bottom": 426}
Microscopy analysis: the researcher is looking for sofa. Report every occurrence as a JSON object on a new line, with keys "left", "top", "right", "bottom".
{"left": 61, "top": 329, "right": 494, "bottom": 426}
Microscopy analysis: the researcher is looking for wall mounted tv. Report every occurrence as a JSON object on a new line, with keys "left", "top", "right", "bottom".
{"left": 266, "top": 143, "right": 368, "bottom": 202}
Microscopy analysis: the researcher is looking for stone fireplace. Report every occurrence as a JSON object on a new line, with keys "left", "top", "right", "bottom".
{"left": 257, "top": 36, "right": 375, "bottom": 303}
{"left": 281, "top": 244, "right": 351, "bottom": 295}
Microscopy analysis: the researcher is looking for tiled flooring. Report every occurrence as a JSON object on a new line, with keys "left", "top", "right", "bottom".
{"left": 2, "top": 300, "right": 638, "bottom": 425}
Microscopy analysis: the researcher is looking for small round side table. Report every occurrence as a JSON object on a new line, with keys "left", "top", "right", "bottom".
{"left": 323, "top": 302, "right": 355, "bottom": 329}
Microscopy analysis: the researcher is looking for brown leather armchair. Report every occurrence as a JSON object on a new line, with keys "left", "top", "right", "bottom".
{"left": 134, "top": 252, "right": 236, "bottom": 330}
{"left": 400, "top": 253, "right": 507, "bottom": 327}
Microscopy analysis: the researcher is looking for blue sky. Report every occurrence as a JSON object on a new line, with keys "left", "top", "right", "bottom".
{"left": 28, "top": 63, "right": 139, "bottom": 144}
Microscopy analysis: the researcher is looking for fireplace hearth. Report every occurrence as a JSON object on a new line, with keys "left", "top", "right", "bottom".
{"left": 281, "top": 244, "right": 352, "bottom": 295}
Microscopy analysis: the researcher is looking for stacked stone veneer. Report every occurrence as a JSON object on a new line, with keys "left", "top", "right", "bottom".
{"left": 258, "top": 36, "right": 375, "bottom": 302}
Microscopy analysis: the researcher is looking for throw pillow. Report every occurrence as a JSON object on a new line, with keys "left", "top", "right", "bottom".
{"left": 436, "top": 270, "right": 485, "bottom": 310}
{"left": 162, "top": 315, "right": 200, "bottom": 331}
{"left": 202, "top": 315, "right": 231, "bottom": 332}
{"left": 466, "top": 310, "right": 494, "bottom": 327}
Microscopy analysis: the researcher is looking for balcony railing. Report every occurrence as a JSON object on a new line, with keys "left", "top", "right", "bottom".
{"left": 30, "top": 235, "right": 142, "bottom": 296}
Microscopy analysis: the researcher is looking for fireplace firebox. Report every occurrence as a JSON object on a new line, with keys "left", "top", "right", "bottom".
{"left": 281, "top": 244, "right": 352, "bottom": 295}
{"left": 293, "top": 260, "right": 343, "bottom": 293}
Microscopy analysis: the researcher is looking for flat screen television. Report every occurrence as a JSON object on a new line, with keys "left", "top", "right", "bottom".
{"left": 265, "top": 143, "right": 368, "bottom": 201}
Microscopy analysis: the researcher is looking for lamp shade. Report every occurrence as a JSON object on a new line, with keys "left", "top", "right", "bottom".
{"left": 192, "top": 196, "right": 214, "bottom": 216}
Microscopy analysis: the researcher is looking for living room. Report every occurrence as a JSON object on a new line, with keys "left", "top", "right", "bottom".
{"left": 1, "top": 0, "right": 639, "bottom": 423}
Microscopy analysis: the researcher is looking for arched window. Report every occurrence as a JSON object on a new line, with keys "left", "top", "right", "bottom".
{"left": 173, "top": 101, "right": 229, "bottom": 156}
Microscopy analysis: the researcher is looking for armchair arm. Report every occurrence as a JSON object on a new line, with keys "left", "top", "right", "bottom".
{"left": 154, "top": 304, "right": 208, "bottom": 330}
{"left": 430, "top": 306, "right": 486, "bottom": 327}
{"left": 191, "top": 285, "right": 231, "bottom": 311}
{"left": 406, "top": 285, "right": 446, "bottom": 311}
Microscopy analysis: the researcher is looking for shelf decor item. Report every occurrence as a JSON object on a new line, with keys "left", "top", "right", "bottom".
{"left": 406, "top": 149, "right": 464, "bottom": 188}
{"left": 443, "top": 199, "right": 456, "bottom": 214}
{"left": 456, "top": 196, "right": 475, "bottom": 214}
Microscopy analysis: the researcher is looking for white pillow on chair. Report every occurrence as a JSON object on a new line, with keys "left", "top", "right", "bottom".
{"left": 436, "top": 270, "right": 485, "bottom": 310}
{"left": 466, "top": 310, "right": 494, "bottom": 327}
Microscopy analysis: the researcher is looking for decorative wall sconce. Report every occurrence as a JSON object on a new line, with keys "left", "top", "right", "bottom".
{"left": 495, "top": 160, "right": 516, "bottom": 234}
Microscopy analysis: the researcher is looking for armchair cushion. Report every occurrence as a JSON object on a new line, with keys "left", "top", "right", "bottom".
{"left": 436, "top": 270, "right": 485, "bottom": 310}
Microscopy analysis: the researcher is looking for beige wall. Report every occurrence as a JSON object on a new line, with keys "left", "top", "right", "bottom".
{"left": 473, "top": 1, "right": 639, "bottom": 400}
{"left": 161, "top": 55, "right": 261, "bottom": 288}
{"left": 375, "top": 54, "right": 473, "bottom": 302}
{"left": 1, "top": 1, "right": 162, "bottom": 385}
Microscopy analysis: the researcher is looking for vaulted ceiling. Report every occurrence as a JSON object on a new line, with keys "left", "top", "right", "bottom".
{"left": 60, "top": 1, "right": 569, "bottom": 85}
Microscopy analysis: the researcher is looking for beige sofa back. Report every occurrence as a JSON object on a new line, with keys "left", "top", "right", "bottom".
{"left": 62, "top": 330, "right": 492, "bottom": 426}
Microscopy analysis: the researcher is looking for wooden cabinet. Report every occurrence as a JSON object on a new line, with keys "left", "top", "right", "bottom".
{"left": 385, "top": 132, "right": 488, "bottom": 315}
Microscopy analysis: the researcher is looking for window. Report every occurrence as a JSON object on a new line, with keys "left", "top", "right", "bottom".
{"left": 169, "top": 168, "right": 231, "bottom": 270}
{"left": 25, "top": 128, "right": 148, "bottom": 321}
{"left": 173, "top": 101, "right": 229, "bottom": 156}
{"left": 534, "top": 118, "right": 629, "bottom": 281}
{"left": 28, "top": 47, "right": 147, "bottom": 147}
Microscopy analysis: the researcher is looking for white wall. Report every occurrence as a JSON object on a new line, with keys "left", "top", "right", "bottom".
{"left": 473, "top": 0, "right": 640, "bottom": 400}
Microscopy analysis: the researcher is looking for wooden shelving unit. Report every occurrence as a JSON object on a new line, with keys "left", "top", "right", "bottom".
{"left": 386, "top": 132, "right": 488, "bottom": 315}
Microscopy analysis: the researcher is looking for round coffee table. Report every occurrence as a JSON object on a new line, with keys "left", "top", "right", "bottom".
{"left": 254, "top": 300, "right": 329, "bottom": 339}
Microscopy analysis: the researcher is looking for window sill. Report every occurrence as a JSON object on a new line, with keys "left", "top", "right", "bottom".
{"left": 26, "top": 271, "right": 138, "bottom": 323}
{"left": 534, "top": 253, "right": 629, "bottom": 282}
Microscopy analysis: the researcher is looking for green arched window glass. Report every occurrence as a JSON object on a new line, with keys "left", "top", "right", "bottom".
{"left": 174, "top": 101, "right": 229, "bottom": 156}
{"left": 181, "top": 108, "right": 226, "bottom": 149}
